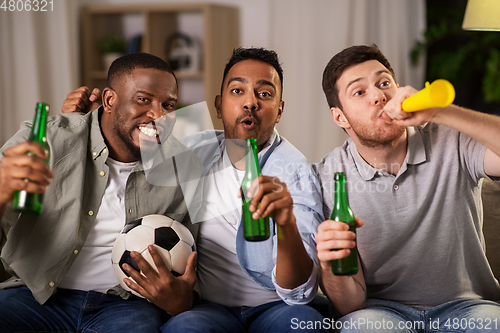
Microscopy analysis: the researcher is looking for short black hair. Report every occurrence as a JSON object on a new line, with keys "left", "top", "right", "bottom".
{"left": 107, "top": 52, "right": 177, "bottom": 88}
{"left": 220, "top": 47, "right": 284, "bottom": 99}
{"left": 322, "top": 44, "right": 396, "bottom": 109}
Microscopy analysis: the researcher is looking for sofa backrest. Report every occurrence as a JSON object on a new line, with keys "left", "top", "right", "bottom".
{"left": 482, "top": 179, "right": 500, "bottom": 280}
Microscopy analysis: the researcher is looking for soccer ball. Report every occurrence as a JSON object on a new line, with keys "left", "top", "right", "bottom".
{"left": 111, "top": 214, "right": 195, "bottom": 296}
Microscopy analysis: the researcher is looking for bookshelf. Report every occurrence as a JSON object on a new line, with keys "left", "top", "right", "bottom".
{"left": 81, "top": 3, "right": 239, "bottom": 130}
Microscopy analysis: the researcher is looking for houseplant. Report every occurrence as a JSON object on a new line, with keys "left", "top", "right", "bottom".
{"left": 99, "top": 34, "right": 127, "bottom": 70}
{"left": 411, "top": 0, "right": 500, "bottom": 113}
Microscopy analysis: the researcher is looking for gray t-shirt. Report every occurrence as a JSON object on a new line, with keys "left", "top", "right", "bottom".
{"left": 314, "top": 123, "right": 500, "bottom": 310}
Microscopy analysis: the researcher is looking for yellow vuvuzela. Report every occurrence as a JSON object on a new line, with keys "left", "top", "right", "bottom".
{"left": 402, "top": 79, "right": 455, "bottom": 112}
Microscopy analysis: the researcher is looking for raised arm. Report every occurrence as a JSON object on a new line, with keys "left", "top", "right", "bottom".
{"left": 384, "top": 86, "right": 500, "bottom": 177}
{"left": 250, "top": 175, "right": 313, "bottom": 289}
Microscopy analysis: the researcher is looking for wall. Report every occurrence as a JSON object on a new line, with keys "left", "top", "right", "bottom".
{"left": 0, "top": 0, "right": 272, "bottom": 146}
{"left": 1, "top": 0, "right": 425, "bottom": 163}
{"left": 0, "top": 1, "right": 80, "bottom": 145}
{"left": 79, "top": 0, "right": 272, "bottom": 49}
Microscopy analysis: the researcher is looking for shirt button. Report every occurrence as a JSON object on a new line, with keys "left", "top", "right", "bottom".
{"left": 49, "top": 282, "right": 55, "bottom": 288}
{"left": 99, "top": 171, "right": 105, "bottom": 176}
{"left": 128, "top": 209, "right": 132, "bottom": 214}
{"left": 73, "top": 249, "right": 79, "bottom": 255}
{"left": 103, "top": 148, "right": 108, "bottom": 154}
{"left": 213, "top": 155, "right": 219, "bottom": 160}
{"left": 88, "top": 210, "right": 94, "bottom": 216}
{"left": 92, "top": 151, "right": 97, "bottom": 157}
{"left": 394, "top": 185, "right": 399, "bottom": 190}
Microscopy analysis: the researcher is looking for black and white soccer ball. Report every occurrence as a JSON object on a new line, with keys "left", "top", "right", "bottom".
{"left": 111, "top": 214, "right": 195, "bottom": 296}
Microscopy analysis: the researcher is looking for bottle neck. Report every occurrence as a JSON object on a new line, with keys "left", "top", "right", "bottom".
{"left": 243, "top": 138, "right": 261, "bottom": 182}
{"left": 331, "top": 172, "right": 354, "bottom": 223}
{"left": 334, "top": 174, "right": 348, "bottom": 206}
{"left": 30, "top": 103, "right": 48, "bottom": 143}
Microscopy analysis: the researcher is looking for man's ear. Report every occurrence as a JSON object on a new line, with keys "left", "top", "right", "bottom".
{"left": 275, "top": 100, "right": 284, "bottom": 124}
{"left": 331, "top": 107, "right": 351, "bottom": 130}
{"left": 215, "top": 95, "right": 222, "bottom": 119}
{"left": 102, "top": 87, "right": 116, "bottom": 113}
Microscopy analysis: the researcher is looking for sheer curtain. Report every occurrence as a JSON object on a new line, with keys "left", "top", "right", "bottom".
{"left": 0, "top": 0, "right": 79, "bottom": 145}
{"left": 270, "top": 0, "right": 426, "bottom": 163}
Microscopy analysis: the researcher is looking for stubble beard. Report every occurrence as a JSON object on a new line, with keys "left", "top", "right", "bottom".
{"left": 224, "top": 121, "right": 275, "bottom": 149}
{"left": 223, "top": 113, "right": 259, "bottom": 147}
{"left": 349, "top": 117, "right": 406, "bottom": 149}
{"left": 114, "top": 112, "right": 142, "bottom": 161}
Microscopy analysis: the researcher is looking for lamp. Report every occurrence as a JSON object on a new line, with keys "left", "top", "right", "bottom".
{"left": 462, "top": 0, "right": 500, "bottom": 31}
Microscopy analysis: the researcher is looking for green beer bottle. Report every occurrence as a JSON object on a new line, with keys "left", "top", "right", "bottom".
{"left": 240, "top": 138, "right": 270, "bottom": 241}
{"left": 13, "top": 102, "right": 50, "bottom": 214}
{"left": 330, "top": 172, "right": 358, "bottom": 275}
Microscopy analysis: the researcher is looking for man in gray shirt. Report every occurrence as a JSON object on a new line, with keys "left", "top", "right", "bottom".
{"left": 315, "top": 44, "right": 500, "bottom": 332}
{"left": 0, "top": 53, "right": 203, "bottom": 332}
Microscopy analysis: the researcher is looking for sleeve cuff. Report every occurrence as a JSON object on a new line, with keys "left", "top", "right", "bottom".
{"left": 272, "top": 263, "right": 319, "bottom": 305}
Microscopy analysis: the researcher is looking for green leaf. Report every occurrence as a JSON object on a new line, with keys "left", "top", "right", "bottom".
{"left": 483, "top": 50, "right": 500, "bottom": 103}
{"left": 99, "top": 34, "right": 127, "bottom": 54}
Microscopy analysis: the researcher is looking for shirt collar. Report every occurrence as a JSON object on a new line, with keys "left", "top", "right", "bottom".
{"left": 214, "top": 127, "right": 281, "bottom": 165}
{"left": 259, "top": 128, "right": 279, "bottom": 157}
{"left": 406, "top": 126, "right": 427, "bottom": 165}
{"left": 89, "top": 107, "right": 108, "bottom": 161}
{"left": 349, "top": 126, "right": 427, "bottom": 181}
{"left": 348, "top": 139, "right": 378, "bottom": 181}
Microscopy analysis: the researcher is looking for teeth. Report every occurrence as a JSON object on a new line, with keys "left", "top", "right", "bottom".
{"left": 139, "top": 126, "right": 158, "bottom": 137}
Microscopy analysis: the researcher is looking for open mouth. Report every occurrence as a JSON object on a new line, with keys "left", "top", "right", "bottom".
{"left": 139, "top": 126, "right": 159, "bottom": 137}
{"left": 241, "top": 116, "right": 256, "bottom": 129}
{"left": 138, "top": 123, "right": 164, "bottom": 144}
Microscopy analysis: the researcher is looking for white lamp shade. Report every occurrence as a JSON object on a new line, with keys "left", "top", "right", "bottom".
{"left": 462, "top": 0, "right": 500, "bottom": 31}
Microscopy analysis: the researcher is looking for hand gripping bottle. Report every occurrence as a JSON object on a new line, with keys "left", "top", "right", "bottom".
{"left": 13, "top": 102, "right": 50, "bottom": 214}
{"left": 240, "top": 138, "right": 270, "bottom": 241}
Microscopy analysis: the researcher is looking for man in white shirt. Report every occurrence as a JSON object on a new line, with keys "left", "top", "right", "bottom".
{"left": 159, "top": 47, "right": 327, "bottom": 333}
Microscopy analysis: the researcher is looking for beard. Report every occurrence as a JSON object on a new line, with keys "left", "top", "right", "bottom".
{"left": 223, "top": 111, "right": 274, "bottom": 149}
{"left": 113, "top": 111, "right": 142, "bottom": 161}
{"left": 346, "top": 113, "right": 406, "bottom": 149}
{"left": 114, "top": 124, "right": 142, "bottom": 161}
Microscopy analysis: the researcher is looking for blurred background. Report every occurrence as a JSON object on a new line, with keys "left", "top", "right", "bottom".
{"left": 0, "top": 0, "right": 499, "bottom": 163}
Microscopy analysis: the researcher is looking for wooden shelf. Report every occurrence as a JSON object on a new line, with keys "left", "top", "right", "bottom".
{"left": 90, "top": 71, "right": 108, "bottom": 80}
{"left": 175, "top": 71, "right": 204, "bottom": 80}
{"left": 80, "top": 3, "right": 240, "bottom": 130}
